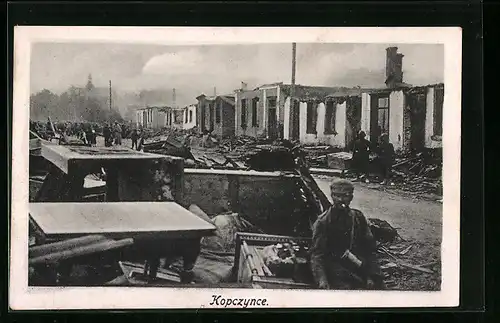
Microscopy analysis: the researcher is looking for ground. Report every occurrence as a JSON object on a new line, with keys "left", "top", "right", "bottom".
{"left": 315, "top": 176, "right": 443, "bottom": 291}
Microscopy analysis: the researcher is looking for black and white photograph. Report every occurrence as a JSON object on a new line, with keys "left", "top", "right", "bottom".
{"left": 11, "top": 27, "right": 461, "bottom": 309}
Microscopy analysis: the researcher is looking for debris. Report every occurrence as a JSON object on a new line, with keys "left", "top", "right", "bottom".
{"left": 380, "top": 262, "right": 398, "bottom": 270}
{"left": 368, "top": 218, "right": 399, "bottom": 243}
{"left": 420, "top": 261, "right": 439, "bottom": 268}
{"left": 378, "top": 246, "right": 434, "bottom": 274}
{"left": 399, "top": 244, "right": 414, "bottom": 255}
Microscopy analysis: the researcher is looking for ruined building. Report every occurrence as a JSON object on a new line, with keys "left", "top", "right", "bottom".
{"left": 361, "top": 47, "right": 444, "bottom": 152}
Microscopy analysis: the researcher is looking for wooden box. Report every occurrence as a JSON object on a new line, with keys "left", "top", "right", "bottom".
{"left": 327, "top": 152, "right": 353, "bottom": 170}
{"left": 234, "top": 232, "right": 314, "bottom": 289}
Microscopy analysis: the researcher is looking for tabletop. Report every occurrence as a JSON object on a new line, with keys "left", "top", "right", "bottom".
{"left": 29, "top": 202, "right": 216, "bottom": 240}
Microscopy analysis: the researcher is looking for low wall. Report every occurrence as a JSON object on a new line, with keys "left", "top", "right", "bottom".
{"left": 182, "top": 169, "right": 313, "bottom": 236}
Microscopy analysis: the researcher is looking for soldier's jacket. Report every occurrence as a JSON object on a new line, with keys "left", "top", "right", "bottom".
{"left": 310, "top": 206, "right": 383, "bottom": 289}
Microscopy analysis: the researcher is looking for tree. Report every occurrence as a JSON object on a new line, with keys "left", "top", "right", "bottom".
{"left": 30, "top": 89, "right": 60, "bottom": 121}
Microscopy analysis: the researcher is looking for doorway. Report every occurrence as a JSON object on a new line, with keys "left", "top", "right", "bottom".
{"left": 142, "top": 111, "right": 147, "bottom": 128}
{"left": 370, "top": 94, "right": 390, "bottom": 146}
{"left": 345, "top": 97, "right": 362, "bottom": 149}
{"left": 268, "top": 108, "right": 277, "bottom": 140}
{"left": 406, "top": 92, "right": 426, "bottom": 152}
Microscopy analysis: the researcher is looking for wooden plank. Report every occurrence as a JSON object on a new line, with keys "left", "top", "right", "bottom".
{"left": 184, "top": 168, "right": 299, "bottom": 178}
{"left": 29, "top": 237, "right": 133, "bottom": 265}
{"left": 248, "top": 245, "right": 265, "bottom": 277}
{"left": 309, "top": 168, "right": 343, "bottom": 176}
{"left": 29, "top": 235, "right": 109, "bottom": 258}
{"left": 29, "top": 202, "right": 216, "bottom": 240}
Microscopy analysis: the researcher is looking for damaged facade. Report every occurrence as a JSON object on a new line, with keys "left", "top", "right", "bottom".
{"left": 234, "top": 83, "right": 366, "bottom": 148}
{"left": 136, "top": 105, "right": 192, "bottom": 130}
{"left": 137, "top": 46, "right": 442, "bottom": 153}
{"left": 182, "top": 105, "right": 197, "bottom": 130}
{"left": 196, "top": 94, "right": 236, "bottom": 138}
{"left": 361, "top": 47, "right": 444, "bottom": 152}
{"left": 135, "top": 105, "right": 170, "bottom": 129}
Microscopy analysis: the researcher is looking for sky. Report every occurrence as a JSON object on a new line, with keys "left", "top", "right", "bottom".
{"left": 30, "top": 42, "right": 444, "bottom": 108}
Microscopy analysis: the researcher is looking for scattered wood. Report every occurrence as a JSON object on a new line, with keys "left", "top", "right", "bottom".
{"left": 380, "top": 262, "right": 398, "bottom": 270}
{"left": 378, "top": 246, "right": 433, "bottom": 274}
{"left": 420, "top": 261, "right": 439, "bottom": 268}
{"left": 392, "top": 156, "right": 420, "bottom": 168}
{"left": 399, "top": 244, "right": 414, "bottom": 255}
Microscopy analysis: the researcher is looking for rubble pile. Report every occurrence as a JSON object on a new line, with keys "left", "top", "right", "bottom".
{"left": 366, "top": 218, "right": 440, "bottom": 291}
{"left": 390, "top": 150, "right": 443, "bottom": 196}
{"left": 300, "top": 145, "right": 343, "bottom": 168}
{"left": 377, "top": 239, "right": 441, "bottom": 291}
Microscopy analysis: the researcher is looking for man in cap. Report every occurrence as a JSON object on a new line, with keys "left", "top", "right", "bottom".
{"left": 377, "top": 133, "right": 395, "bottom": 185}
{"left": 351, "top": 130, "right": 371, "bottom": 183}
{"left": 310, "top": 178, "right": 385, "bottom": 290}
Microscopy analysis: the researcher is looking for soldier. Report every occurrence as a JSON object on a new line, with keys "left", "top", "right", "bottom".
{"left": 103, "top": 123, "right": 112, "bottom": 147}
{"left": 113, "top": 122, "right": 122, "bottom": 146}
{"left": 130, "top": 128, "right": 139, "bottom": 150}
{"left": 377, "top": 133, "right": 395, "bottom": 185}
{"left": 351, "top": 130, "right": 371, "bottom": 183}
{"left": 310, "top": 179, "right": 385, "bottom": 290}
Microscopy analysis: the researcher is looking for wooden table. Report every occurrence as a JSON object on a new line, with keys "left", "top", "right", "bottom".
{"left": 29, "top": 202, "right": 216, "bottom": 241}
{"left": 41, "top": 143, "right": 182, "bottom": 174}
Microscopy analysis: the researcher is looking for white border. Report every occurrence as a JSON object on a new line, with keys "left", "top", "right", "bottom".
{"left": 10, "top": 27, "right": 462, "bottom": 310}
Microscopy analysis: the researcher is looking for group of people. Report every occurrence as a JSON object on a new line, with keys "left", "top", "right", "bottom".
{"left": 102, "top": 122, "right": 123, "bottom": 147}
{"left": 77, "top": 126, "right": 97, "bottom": 147}
{"left": 101, "top": 122, "right": 144, "bottom": 150}
{"left": 350, "top": 130, "right": 395, "bottom": 185}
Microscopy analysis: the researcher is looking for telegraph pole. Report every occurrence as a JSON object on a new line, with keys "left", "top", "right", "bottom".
{"left": 290, "top": 42, "right": 297, "bottom": 139}
{"left": 109, "top": 80, "right": 112, "bottom": 110}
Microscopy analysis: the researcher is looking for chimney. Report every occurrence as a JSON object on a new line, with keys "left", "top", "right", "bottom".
{"left": 385, "top": 47, "right": 404, "bottom": 88}
{"left": 241, "top": 82, "right": 248, "bottom": 91}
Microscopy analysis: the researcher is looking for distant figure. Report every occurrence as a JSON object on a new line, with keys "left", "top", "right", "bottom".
{"left": 351, "top": 131, "right": 371, "bottom": 183}
{"left": 103, "top": 123, "right": 112, "bottom": 147}
{"left": 90, "top": 128, "right": 97, "bottom": 147}
{"left": 130, "top": 128, "right": 139, "bottom": 150}
{"left": 84, "top": 127, "right": 93, "bottom": 147}
{"left": 377, "top": 133, "right": 395, "bottom": 185}
{"left": 113, "top": 122, "right": 122, "bottom": 146}
{"left": 137, "top": 131, "right": 145, "bottom": 151}
{"left": 202, "top": 130, "right": 212, "bottom": 148}
{"left": 121, "top": 124, "right": 128, "bottom": 140}
{"left": 79, "top": 129, "right": 88, "bottom": 145}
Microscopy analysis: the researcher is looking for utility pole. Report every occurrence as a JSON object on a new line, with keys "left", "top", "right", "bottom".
{"left": 173, "top": 88, "right": 177, "bottom": 108}
{"left": 109, "top": 80, "right": 112, "bottom": 110}
{"left": 290, "top": 42, "right": 297, "bottom": 139}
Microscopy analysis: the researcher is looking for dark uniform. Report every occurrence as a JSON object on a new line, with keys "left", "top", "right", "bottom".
{"left": 130, "top": 129, "right": 139, "bottom": 150}
{"left": 351, "top": 131, "right": 371, "bottom": 180}
{"left": 310, "top": 179, "right": 385, "bottom": 290}
{"left": 103, "top": 125, "right": 112, "bottom": 147}
{"left": 377, "top": 134, "right": 395, "bottom": 182}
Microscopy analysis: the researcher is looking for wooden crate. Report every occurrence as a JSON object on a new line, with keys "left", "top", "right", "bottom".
{"left": 327, "top": 152, "right": 353, "bottom": 170}
{"left": 234, "top": 232, "right": 314, "bottom": 289}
